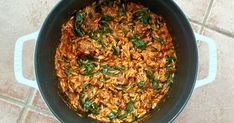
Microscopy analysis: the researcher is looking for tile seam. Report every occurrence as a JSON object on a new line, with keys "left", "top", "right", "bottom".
{"left": 199, "top": 0, "right": 215, "bottom": 33}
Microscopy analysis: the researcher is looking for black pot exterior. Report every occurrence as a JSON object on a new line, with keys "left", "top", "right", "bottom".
{"left": 35, "top": 0, "right": 198, "bottom": 122}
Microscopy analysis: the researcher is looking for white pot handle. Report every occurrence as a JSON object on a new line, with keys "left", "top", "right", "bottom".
{"left": 14, "top": 32, "right": 217, "bottom": 90}
{"left": 194, "top": 33, "right": 217, "bottom": 89}
{"left": 14, "top": 31, "right": 39, "bottom": 89}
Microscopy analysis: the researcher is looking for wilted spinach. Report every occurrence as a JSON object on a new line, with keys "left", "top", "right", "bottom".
{"left": 132, "top": 8, "right": 150, "bottom": 24}
{"left": 64, "top": 66, "right": 72, "bottom": 76}
{"left": 156, "top": 37, "right": 165, "bottom": 45}
{"left": 108, "top": 112, "right": 117, "bottom": 119}
{"left": 77, "top": 59, "right": 97, "bottom": 76}
{"left": 130, "top": 35, "right": 146, "bottom": 50}
{"left": 112, "top": 46, "right": 119, "bottom": 56}
{"left": 74, "top": 11, "right": 84, "bottom": 36}
{"left": 145, "top": 70, "right": 158, "bottom": 89}
{"left": 137, "top": 80, "right": 145, "bottom": 88}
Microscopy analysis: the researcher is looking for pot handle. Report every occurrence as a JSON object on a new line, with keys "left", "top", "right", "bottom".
{"left": 14, "top": 31, "right": 39, "bottom": 89}
{"left": 194, "top": 33, "right": 217, "bottom": 89}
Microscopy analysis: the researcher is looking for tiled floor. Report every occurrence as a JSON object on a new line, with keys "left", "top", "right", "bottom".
{"left": 0, "top": 0, "right": 233, "bottom": 123}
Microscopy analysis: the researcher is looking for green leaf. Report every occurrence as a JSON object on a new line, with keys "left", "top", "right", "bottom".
{"left": 79, "top": 93, "right": 85, "bottom": 106}
{"left": 108, "top": 112, "right": 116, "bottom": 119}
{"left": 145, "top": 70, "right": 154, "bottom": 83}
{"left": 101, "top": 65, "right": 109, "bottom": 74}
{"left": 166, "top": 57, "right": 175, "bottom": 64}
{"left": 152, "top": 80, "right": 158, "bottom": 89}
{"left": 126, "top": 100, "right": 134, "bottom": 113}
{"left": 132, "top": 8, "right": 150, "bottom": 24}
{"left": 84, "top": 100, "right": 92, "bottom": 109}
{"left": 130, "top": 36, "right": 146, "bottom": 50}
{"left": 64, "top": 67, "right": 72, "bottom": 76}
{"left": 133, "top": 114, "right": 138, "bottom": 121}
{"left": 118, "top": 113, "right": 128, "bottom": 120}
{"left": 138, "top": 81, "right": 145, "bottom": 88}
{"left": 145, "top": 70, "right": 158, "bottom": 89}
{"left": 112, "top": 46, "right": 119, "bottom": 56}
{"left": 77, "top": 59, "right": 97, "bottom": 76}
{"left": 98, "top": 26, "right": 113, "bottom": 34}
{"left": 90, "top": 103, "right": 99, "bottom": 115}
{"left": 157, "top": 37, "right": 165, "bottom": 45}
{"left": 166, "top": 65, "right": 172, "bottom": 71}
{"left": 111, "top": 67, "right": 126, "bottom": 71}
{"left": 166, "top": 74, "right": 173, "bottom": 85}
{"left": 140, "top": 15, "right": 149, "bottom": 24}
{"left": 101, "top": 14, "right": 114, "bottom": 21}
{"left": 74, "top": 11, "right": 84, "bottom": 36}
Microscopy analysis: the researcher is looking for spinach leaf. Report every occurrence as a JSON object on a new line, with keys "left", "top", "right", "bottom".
{"left": 132, "top": 8, "right": 150, "bottom": 24}
{"left": 145, "top": 70, "right": 154, "bottom": 83}
{"left": 79, "top": 93, "right": 86, "bottom": 106}
{"left": 90, "top": 103, "right": 99, "bottom": 115}
{"left": 108, "top": 112, "right": 116, "bottom": 119}
{"left": 81, "top": 63, "right": 96, "bottom": 76}
{"left": 166, "top": 65, "right": 172, "bottom": 71}
{"left": 74, "top": 11, "right": 84, "bottom": 36}
{"left": 100, "top": 65, "right": 126, "bottom": 76}
{"left": 126, "top": 100, "right": 134, "bottom": 113}
{"left": 152, "top": 80, "right": 158, "bottom": 89}
{"left": 98, "top": 26, "right": 113, "bottom": 34}
{"left": 118, "top": 113, "right": 128, "bottom": 120}
{"left": 166, "top": 73, "right": 173, "bottom": 85}
{"left": 138, "top": 81, "right": 145, "bottom": 88}
{"left": 101, "top": 65, "right": 109, "bottom": 75}
{"left": 112, "top": 46, "right": 119, "bottom": 56}
{"left": 111, "top": 67, "right": 126, "bottom": 71}
{"left": 130, "top": 35, "right": 146, "bottom": 50}
{"left": 145, "top": 70, "right": 158, "bottom": 89}
{"left": 133, "top": 114, "right": 138, "bottom": 121}
{"left": 166, "top": 57, "right": 175, "bottom": 64}
{"left": 64, "top": 67, "right": 72, "bottom": 76}
{"left": 157, "top": 37, "right": 165, "bottom": 45}
{"left": 77, "top": 59, "right": 97, "bottom": 76}
{"left": 84, "top": 100, "right": 92, "bottom": 109}
{"left": 101, "top": 14, "right": 114, "bottom": 21}
{"left": 140, "top": 15, "right": 149, "bottom": 24}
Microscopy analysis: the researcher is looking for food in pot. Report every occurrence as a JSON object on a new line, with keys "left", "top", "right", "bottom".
{"left": 55, "top": 0, "right": 176, "bottom": 122}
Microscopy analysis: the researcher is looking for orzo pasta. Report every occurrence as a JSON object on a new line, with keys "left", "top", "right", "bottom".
{"left": 55, "top": 0, "right": 176, "bottom": 122}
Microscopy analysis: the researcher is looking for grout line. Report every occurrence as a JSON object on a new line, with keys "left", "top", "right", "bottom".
{"left": 0, "top": 95, "right": 25, "bottom": 107}
{"left": 199, "top": 0, "right": 214, "bottom": 34}
{"left": 189, "top": 18, "right": 234, "bottom": 38}
{"left": 18, "top": 88, "right": 36, "bottom": 123}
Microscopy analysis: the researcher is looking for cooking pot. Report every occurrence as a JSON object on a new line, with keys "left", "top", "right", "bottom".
{"left": 14, "top": 0, "right": 217, "bottom": 122}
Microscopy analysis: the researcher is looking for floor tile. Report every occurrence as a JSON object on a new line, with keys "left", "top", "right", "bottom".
{"left": 24, "top": 110, "right": 59, "bottom": 123}
{"left": 175, "top": 28, "right": 234, "bottom": 123}
{"left": 0, "top": 99, "right": 23, "bottom": 123}
{"left": 175, "top": 0, "right": 211, "bottom": 23}
{"left": 0, "top": 0, "right": 58, "bottom": 103}
{"left": 32, "top": 91, "right": 49, "bottom": 111}
{"left": 206, "top": 0, "right": 234, "bottom": 34}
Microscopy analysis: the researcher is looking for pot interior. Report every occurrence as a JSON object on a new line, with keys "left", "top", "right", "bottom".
{"left": 35, "top": 0, "right": 198, "bottom": 122}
